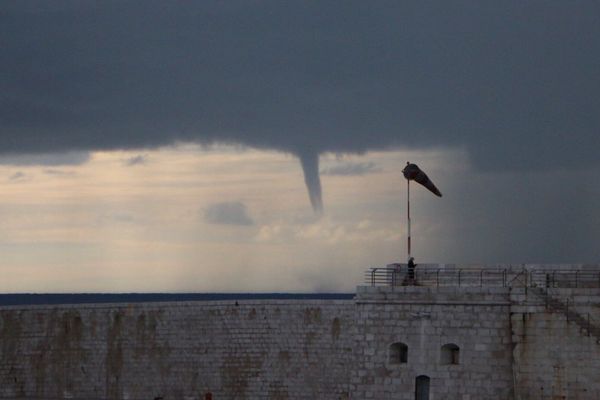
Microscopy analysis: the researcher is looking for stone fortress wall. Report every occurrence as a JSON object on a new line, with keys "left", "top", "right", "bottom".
{"left": 1, "top": 264, "right": 600, "bottom": 399}
{"left": 0, "top": 300, "right": 356, "bottom": 400}
{"left": 353, "top": 285, "right": 514, "bottom": 399}
{"left": 510, "top": 286, "right": 600, "bottom": 400}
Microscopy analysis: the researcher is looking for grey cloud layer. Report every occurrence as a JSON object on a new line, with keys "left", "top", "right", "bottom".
{"left": 2, "top": 1, "right": 599, "bottom": 171}
{"left": 123, "top": 155, "right": 147, "bottom": 167}
{"left": 321, "top": 162, "right": 381, "bottom": 176}
{"left": 0, "top": 152, "right": 90, "bottom": 166}
{"left": 204, "top": 202, "right": 254, "bottom": 226}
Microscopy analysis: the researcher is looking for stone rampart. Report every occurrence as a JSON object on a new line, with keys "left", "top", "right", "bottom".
{"left": 2, "top": 264, "right": 600, "bottom": 399}
{"left": 0, "top": 300, "right": 355, "bottom": 400}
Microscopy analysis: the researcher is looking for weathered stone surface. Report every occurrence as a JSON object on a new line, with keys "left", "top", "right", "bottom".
{"left": 353, "top": 286, "right": 514, "bottom": 400}
{"left": 0, "top": 301, "right": 355, "bottom": 399}
{"left": 510, "top": 287, "right": 600, "bottom": 400}
{"left": 2, "top": 264, "right": 600, "bottom": 399}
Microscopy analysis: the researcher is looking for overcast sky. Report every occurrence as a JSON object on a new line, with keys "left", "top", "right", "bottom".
{"left": 1, "top": 1, "right": 599, "bottom": 292}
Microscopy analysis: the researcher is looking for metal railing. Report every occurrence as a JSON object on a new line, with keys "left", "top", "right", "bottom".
{"left": 365, "top": 265, "right": 600, "bottom": 288}
{"left": 364, "top": 264, "right": 600, "bottom": 342}
{"left": 365, "top": 265, "right": 517, "bottom": 287}
{"left": 528, "top": 269, "right": 600, "bottom": 288}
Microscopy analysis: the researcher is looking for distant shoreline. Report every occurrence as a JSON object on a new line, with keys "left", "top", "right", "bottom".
{"left": 0, "top": 293, "right": 355, "bottom": 306}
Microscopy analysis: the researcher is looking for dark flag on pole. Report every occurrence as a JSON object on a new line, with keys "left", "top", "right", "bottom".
{"left": 402, "top": 163, "right": 442, "bottom": 197}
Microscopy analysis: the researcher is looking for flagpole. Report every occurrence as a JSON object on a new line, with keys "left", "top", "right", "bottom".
{"left": 407, "top": 177, "right": 411, "bottom": 260}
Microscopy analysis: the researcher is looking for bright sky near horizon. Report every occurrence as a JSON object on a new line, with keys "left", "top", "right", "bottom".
{"left": 2, "top": 144, "right": 598, "bottom": 292}
{"left": 0, "top": 145, "right": 458, "bottom": 292}
{"left": 2, "top": 2, "right": 600, "bottom": 292}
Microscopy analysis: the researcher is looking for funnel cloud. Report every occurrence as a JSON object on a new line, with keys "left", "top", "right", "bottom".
{"left": 299, "top": 150, "right": 323, "bottom": 214}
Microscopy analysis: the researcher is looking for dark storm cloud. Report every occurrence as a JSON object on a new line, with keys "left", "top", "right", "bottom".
{"left": 429, "top": 167, "right": 600, "bottom": 263}
{"left": 204, "top": 202, "right": 254, "bottom": 226}
{"left": 2, "top": 1, "right": 599, "bottom": 167}
{"left": 2, "top": 1, "right": 600, "bottom": 216}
